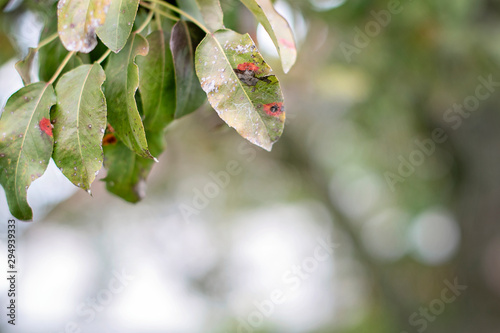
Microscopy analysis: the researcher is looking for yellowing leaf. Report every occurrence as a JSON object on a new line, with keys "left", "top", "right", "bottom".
{"left": 57, "top": 0, "right": 111, "bottom": 53}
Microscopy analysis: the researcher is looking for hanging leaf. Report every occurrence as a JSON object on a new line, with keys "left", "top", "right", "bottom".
{"left": 177, "top": 0, "right": 205, "bottom": 27}
{"left": 96, "top": 0, "right": 140, "bottom": 52}
{"left": 0, "top": 83, "right": 56, "bottom": 220}
{"left": 175, "top": 0, "right": 224, "bottom": 33}
{"left": 240, "top": 0, "right": 297, "bottom": 73}
{"left": 104, "top": 29, "right": 176, "bottom": 202}
{"left": 103, "top": 129, "right": 163, "bottom": 202}
{"left": 57, "top": 0, "right": 111, "bottom": 53}
{"left": 195, "top": 29, "right": 285, "bottom": 151}
{"left": 0, "top": 32, "right": 16, "bottom": 66}
{"left": 15, "top": 48, "right": 36, "bottom": 86}
{"left": 170, "top": 21, "right": 206, "bottom": 118}
{"left": 52, "top": 64, "right": 107, "bottom": 192}
{"left": 104, "top": 33, "right": 153, "bottom": 159}
{"left": 39, "top": 19, "right": 86, "bottom": 82}
{"left": 195, "top": 0, "right": 224, "bottom": 32}
{"left": 137, "top": 29, "right": 176, "bottom": 131}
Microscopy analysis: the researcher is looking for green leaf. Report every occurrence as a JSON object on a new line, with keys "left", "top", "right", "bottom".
{"left": 52, "top": 64, "right": 107, "bottom": 192}
{"left": 103, "top": 129, "right": 163, "bottom": 202}
{"left": 0, "top": 32, "right": 16, "bottom": 66}
{"left": 104, "top": 33, "right": 153, "bottom": 159}
{"left": 0, "top": 83, "right": 56, "bottom": 220}
{"left": 170, "top": 21, "right": 206, "bottom": 118}
{"left": 39, "top": 19, "right": 85, "bottom": 82}
{"left": 176, "top": 0, "right": 224, "bottom": 32}
{"left": 195, "top": 0, "right": 224, "bottom": 32}
{"left": 137, "top": 30, "right": 175, "bottom": 131}
{"left": 15, "top": 48, "right": 36, "bottom": 86}
{"left": 104, "top": 29, "right": 175, "bottom": 202}
{"left": 240, "top": 0, "right": 297, "bottom": 73}
{"left": 177, "top": 0, "right": 205, "bottom": 26}
{"left": 195, "top": 29, "right": 285, "bottom": 151}
{"left": 0, "top": 0, "right": 9, "bottom": 9}
{"left": 57, "top": 0, "right": 111, "bottom": 53}
{"left": 96, "top": 0, "right": 140, "bottom": 53}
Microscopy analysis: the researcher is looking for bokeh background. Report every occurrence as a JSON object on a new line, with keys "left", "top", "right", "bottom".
{"left": 1, "top": 0, "right": 500, "bottom": 332}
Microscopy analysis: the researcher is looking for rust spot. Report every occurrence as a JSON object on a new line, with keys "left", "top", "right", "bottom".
{"left": 237, "top": 62, "right": 260, "bottom": 72}
{"left": 102, "top": 133, "right": 117, "bottom": 145}
{"left": 263, "top": 102, "right": 284, "bottom": 117}
{"left": 39, "top": 118, "right": 53, "bottom": 137}
{"left": 234, "top": 63, "right": 272, "bottom": 86}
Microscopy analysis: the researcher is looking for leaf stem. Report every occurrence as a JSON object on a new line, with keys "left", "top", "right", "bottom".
{"left": 47, "top": 51, "right": 75, "bottom": 85}
{"left": 135, "top": 6, "right": 155, "bottom": 34}
{"left": 144, "top": 0, "right": 210, "bottom": 34}
{"left": 36, "top": 32, "right": 59, "bottom": 51}
{"left": 96, "top": 49, "right": 112, "bottom": 64}
{"left": 140, "top": 2, "right": 179, "bottom": 22}
{"left": 155, "top": 10, "right": 162, "bottom": 30}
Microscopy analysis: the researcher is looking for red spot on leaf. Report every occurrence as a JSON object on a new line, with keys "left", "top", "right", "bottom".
{"left": 102, "top": 133, "right": 117, "bottom": 146}
{"left": 237, "top": 62, "right": 260, "bottom": 72}
{"left": 39, "top": 118, "right": 53, "bottom": 137}
{"left": 263, "top": 102, "right": 284, "bottom": 117}
{"left": 279, "top": 38, "right": 296, "bottom": 49}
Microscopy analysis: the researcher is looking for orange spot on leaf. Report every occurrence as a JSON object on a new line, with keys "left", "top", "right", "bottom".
{"left": 39, "top": 117, "right": 53, "bottom": 137}
{"left": 237, "top": 62, "right": 260, "bottom": 72}
{"left": 102, "top": 133, "right": 117, "bottom": 146}
{"left": 263, "top": 102, "right": 284, "bottom": 117}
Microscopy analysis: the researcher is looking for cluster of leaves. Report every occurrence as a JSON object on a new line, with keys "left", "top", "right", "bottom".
{"left": 0, "top": 0, "right": 297, "bottom": 220}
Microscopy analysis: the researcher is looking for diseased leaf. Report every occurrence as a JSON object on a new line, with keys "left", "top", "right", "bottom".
{"left": 195, "top": 0, "right": 224, "bottom": 32}
{"left": 195, "top": 29, "right": 285, "bottom": 151}
{"left": 15, "top": 48, "right": 36, "bottom": 86}
{"left": 137, "top": 30, "right": 175, "bottom": 131}
{"left": 103, "top": 128, "right": 163, "bottom": 202}
{"left": 240, "top": 0, "right": 297, "bottom": 73}
{"left": 170, "top": 21, "right": 206, "bottom": 118}
{"left": 39, "top": 18, "right": 85, "bottom": 82}
{"left": 57, "top": 0, "right": 111, "bottom": 53}
{"left": 104, "top": 33, "right": 153, "bottom": 159}
{"left": 96, "top": 0, "right": 140, "bottom": 53}
{"left": 52, "top": 64, "right": 107, "bottom": 192}
{"left": 0, "top": 83, "right": 56, "bottom": 220}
